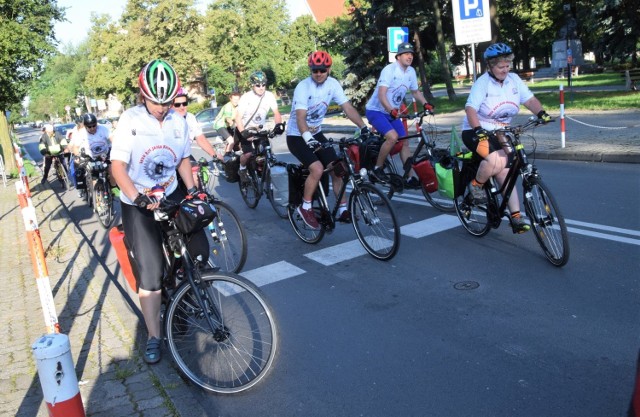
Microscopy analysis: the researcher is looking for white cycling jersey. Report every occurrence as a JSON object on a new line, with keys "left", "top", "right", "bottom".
{"left": 237, "top": 90, "right": 279, "bottom": 130}
{"left": 365, "top": 61, "right": 419, "bottom": 113}
{"left": 462, "top": 72, "right": 534, "bottom": 131}
{"left": 286, "top": 76, "right": 348, "bottom": 136}
{"left": 111, "top": 105, "right": 191, "bottom": 206}
{"left": 75, "top": 124, "right": 111, "bottom": 158}
{"left": 183, "top": 111, "right": 203, "bottom": 140}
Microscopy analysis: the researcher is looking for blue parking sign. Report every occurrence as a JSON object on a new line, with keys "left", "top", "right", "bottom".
{"left": 387, "top": 27, "right": 409, "bottom": 52}
{"left": 458, "top": 0, "right": 485, "bottom": 20}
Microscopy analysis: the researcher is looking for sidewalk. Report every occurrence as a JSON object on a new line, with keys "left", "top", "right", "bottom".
{"left": 0, "top": 169, "right": 206, "bottom": 416}
{"left": 319, "top": 108, "right": 640, "bottom": 164}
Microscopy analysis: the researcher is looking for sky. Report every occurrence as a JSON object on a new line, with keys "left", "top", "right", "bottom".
{"left": 54, "top": 0, "right": 307, "bottom": 50}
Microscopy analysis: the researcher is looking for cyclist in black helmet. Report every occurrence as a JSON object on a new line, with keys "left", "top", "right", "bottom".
{"left": 461, "top": 42, "right": 552, "bottom": 234}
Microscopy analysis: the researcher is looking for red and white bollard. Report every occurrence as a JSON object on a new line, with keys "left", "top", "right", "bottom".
{"left": 559, "top": 84, "right": 566, "bottom": 148}
{"left": 32, "top": 334, "right": 85, "bottom": 417}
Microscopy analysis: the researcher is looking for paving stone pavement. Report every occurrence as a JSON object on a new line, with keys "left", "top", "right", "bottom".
{"left": 0, "top": 172, "right": 191, "bottom": 416}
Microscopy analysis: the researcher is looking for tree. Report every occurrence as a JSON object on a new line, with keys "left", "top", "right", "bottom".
{"left": 0, "top": 0, "right": 64, "bottom": 173}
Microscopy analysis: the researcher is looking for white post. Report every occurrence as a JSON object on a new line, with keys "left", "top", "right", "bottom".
{"left": 559, "top": 84, "right": 566, "bottom": 148}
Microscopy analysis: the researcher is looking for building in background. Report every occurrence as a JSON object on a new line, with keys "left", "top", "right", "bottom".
{"left": 293, "top": 0, "right": 346, "bottom": 23}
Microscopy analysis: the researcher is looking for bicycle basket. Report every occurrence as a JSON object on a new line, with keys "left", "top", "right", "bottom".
{"left": 174, "top": 198, "right": 217, "bottom": 234}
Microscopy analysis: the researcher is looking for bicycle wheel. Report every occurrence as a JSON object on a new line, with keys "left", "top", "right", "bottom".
{"left": 380, "top": 158, "right": 403, "bottom": 200}
{"left": 239, "top": 167, "right": 260, "bottom": 209}
{"left": 421, "top": 174, "right": 455, "bottom": 212}
{"left": 164, "top": 271, "right": 278, "bottom": 394}
{"left": 93, "top": 180, "right": 114, "bottom": 229}
{"left": 207, "top": 200, "right": 248, "bottom": 273}
{"left": 454, "top": 189, "right": 491, "bottom": 237}
{"left": 523, "top": 178, "right": 570, "bottom": 267}
{"left": 349, "top": 182, "right": 400, "bottom": 260}
{"left": 287, "top": 199, "right": 325, "bottom": 244}
{"left": 85, "top": 175, "right": 93, "bottom": 205}
{"left": 264, "top": 168, "right": 288, "bottom": 219}
{"left": 55, "top": 161, "right": 70, "bottom": 191}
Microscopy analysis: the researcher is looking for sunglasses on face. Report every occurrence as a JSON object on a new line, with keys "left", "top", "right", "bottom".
{"left": 253, "top": 83, "right": 267, "bottom": 87}
{"left": 312, "top": 68, "right": 328, "bottom": 74}
{"left": 173, "top": 102, "right": 188, "bottom": 108}
{"left": 85, "top": 124, "right": 97, "bottom": 129}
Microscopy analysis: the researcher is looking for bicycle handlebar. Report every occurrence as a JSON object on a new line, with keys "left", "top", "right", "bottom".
{"left": 245, "top": 121, "right": 287, "bottom": 140}
{"left": 489, "top": 116, "right": 555, "bottom": 136}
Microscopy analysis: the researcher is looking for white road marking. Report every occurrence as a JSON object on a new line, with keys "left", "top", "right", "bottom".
{"left": 400, "top": 214, "right": 460, "bottom": 238}
{"left": 241, "top": 261, "right": 306, "bottom": 286}
{"left": 304, "top": 240, "right": 368, "bottom": 266}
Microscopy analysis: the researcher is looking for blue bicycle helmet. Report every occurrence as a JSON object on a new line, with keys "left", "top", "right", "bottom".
{"left": 483, "top": 43, "right": 513, "bottom": 61}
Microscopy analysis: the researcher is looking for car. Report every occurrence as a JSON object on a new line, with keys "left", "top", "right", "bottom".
{"left": 53, "top": 123, "right": 76, "bottom": 144}
{"left": 195, "top": 107, "right": 222, "bottom": 139}
{"left": 97, "top": 118, "right": 112, "bottom": 129}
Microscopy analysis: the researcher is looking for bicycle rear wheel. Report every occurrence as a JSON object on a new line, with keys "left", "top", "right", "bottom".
{"left": 421, "top": 159, "right": 455, "bottom": 212}
{"left": 349, "top": 182, "right": 400, "bottom": 260}
{"left": 93, "top": 180, "right": 114, "bottom": 228}
{"left": 239, "top": 167, "right": 260, "bottom": 209}
{"left": 287, "top": 200, "right": 325, "bottom": 244}
{"left": 164, "top": 271, "right": 278, "bottom": 394}
{"left": 454, "top": 189, "right": 491, "bottom": 237}
{"left": 264, "top": 168, "right": 288, "bottom": 219}
{"left": 523, "top": 178, "right": 570, "bottom": 267}
{"left": 207, "top": 200, "right": 248, "bottom": 273}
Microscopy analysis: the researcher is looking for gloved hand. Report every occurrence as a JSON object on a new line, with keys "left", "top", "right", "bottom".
{"left": 537, "top": 110, "right": 552, "bottom": 124}
{"left": 273, "top": 123, "right": 285, "bottom": 135}
{"left": 390, "top": 109, "right": 399, "bottom": 119}
{"left": 186, "top": 187, "right": 208, "bottom": 201}
{"left": 359, "top": 126, "right": 371, "bottom": 137}
{"left": 39, "top": 148, "right": 49, "bottom": 156}
{"left": 133, "top": 193, "right": 155, "bottom": 209}
{"left": 240, "top": 129, "right": 253, "bottom": 139}
{"left": 424, "top": 102, "right": 435, "bottom": 112}
{"left": 473, "top": 127, "right": 489, "bottom": 141}
{"left": 302, "top": 131, "right": 319, "bottom": 148}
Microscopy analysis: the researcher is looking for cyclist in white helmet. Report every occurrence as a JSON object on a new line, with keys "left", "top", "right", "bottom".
{"left": 111, "top": 59, "right": 209, "bottom": 365}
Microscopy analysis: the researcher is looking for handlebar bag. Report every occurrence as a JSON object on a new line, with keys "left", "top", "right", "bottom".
{"left": 175, "top": 199, "right": 217, "bottom": 234}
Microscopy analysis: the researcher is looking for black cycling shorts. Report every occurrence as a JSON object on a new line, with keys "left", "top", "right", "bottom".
{"left": 121, "top": 186, "right": 210, "bottom": 292}
{"left": 286, "top": 132, "right": 338, "bottom": 168}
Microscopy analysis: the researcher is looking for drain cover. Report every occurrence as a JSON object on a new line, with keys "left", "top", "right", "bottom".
{"left": 454, "top": 281, "right": 479, "bottom": 290}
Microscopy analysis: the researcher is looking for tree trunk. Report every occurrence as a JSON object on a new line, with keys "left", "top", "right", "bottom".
{"left": 413, "top": 33, "right": 434, "bottom": 102}
{"left": 0, "top": 113, "right": 18, "bottom": 176}
{"left": 431, "top": 0, "right": 457, "bottom": 101}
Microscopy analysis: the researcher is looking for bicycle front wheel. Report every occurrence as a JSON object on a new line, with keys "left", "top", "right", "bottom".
{"left": 93, "top": 180, "right": 114, "bottom": 228}
{"left": 165, "top": 271, "right": 278, "bottom": 394}
{"left": 264, "top": 168, "right": 288, "bottom": 219}
{"left": 349, "top": 183, "right": 400, "bottom": 260}
{"left": 454, "top": 189, "right": 491, "bottom": 237}
{"left": 207, "top": 200, "right": 248, "bottom": 273}
{"left": 523, "top": 178, "right": 570, "bottom": 267}
{"left": 239, "top": 168, "right": 260, "bottom": 209}
{"left": 56, "top": 161, "right": 70, "bottom": 191}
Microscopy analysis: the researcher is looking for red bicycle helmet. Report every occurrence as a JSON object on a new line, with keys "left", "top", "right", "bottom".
{"left": 308, "top": 51, "right": 332, "bottom": 69}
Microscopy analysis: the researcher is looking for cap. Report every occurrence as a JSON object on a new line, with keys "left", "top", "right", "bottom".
{"left": 395, "top": 42, "right": 415, "bottom": 57}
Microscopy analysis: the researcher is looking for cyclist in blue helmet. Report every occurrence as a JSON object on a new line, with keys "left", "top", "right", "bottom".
{"left": 461, "top": 42, "right": 552, "bottom": 234}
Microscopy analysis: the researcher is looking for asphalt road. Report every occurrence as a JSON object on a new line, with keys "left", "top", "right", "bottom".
{"left": 17, "top": 127, "right": 640, "bottom": 417}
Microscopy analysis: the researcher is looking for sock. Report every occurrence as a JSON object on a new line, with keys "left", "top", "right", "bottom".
{"left": 471, "top": 178, "right": 484, "bottom": 187}
{"left": 302, "top": 199, "right": 311, "bottom": 210}
{"left": 239, "top": 165, "right": 246, "bottom": 171}
{"left": 511, "top": 211, "right": 522, "bottom": 219}
{"left": 338, "top": 202, "right": 347, "bottom": 215}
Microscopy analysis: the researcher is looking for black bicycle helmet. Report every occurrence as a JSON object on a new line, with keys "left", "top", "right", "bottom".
{"left": 483, "top": 43, "right": 513, "bottom": 61}
{"left": 82, "top": 113, "right": 97, "bottom": 125}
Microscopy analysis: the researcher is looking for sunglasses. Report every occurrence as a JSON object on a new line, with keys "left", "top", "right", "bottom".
{"left": 253, "top": 83, "right": 267, "bottom": 87}
{"left": 312, "top": 68, "right": 328, "bottom": 74}
{"left": 85, "top": 124, "right": 97, "bottom": 129}
{"left": 173, "top": 102, "right": 188, "bottom": 108}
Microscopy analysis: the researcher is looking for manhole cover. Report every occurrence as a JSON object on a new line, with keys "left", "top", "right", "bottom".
{"left": 454, "top": 281, "right": 479, "bottom": 290}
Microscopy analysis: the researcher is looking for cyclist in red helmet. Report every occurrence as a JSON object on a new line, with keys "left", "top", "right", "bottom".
{"left": 286, "top": 50, "right": 369, "bottom": 229}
